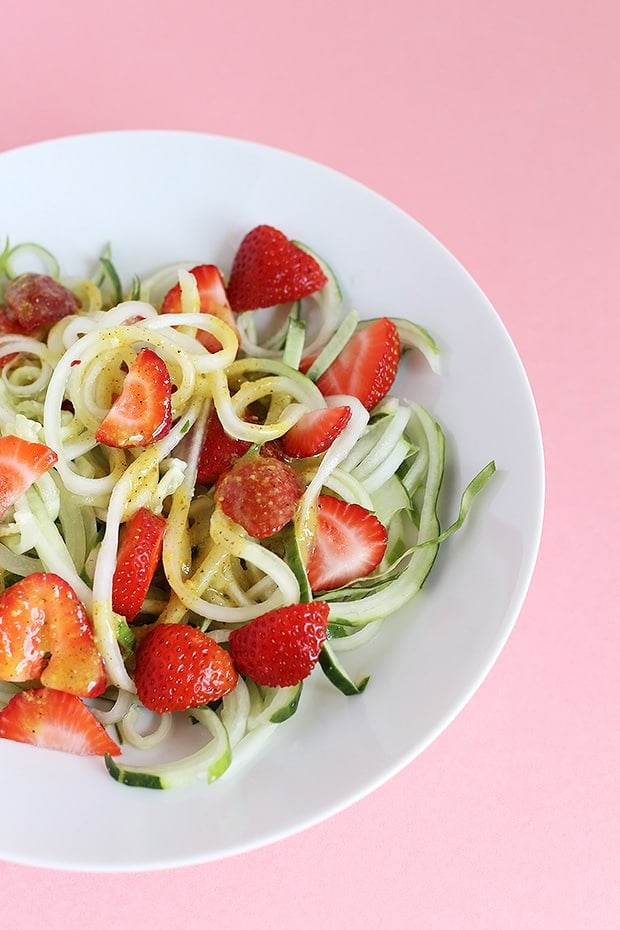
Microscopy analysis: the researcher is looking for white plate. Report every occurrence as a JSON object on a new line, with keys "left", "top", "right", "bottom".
{"left": 0, "top": 130, "right": 544, "bottom": 871}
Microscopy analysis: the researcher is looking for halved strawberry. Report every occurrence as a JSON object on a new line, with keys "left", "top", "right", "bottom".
{"left": 0, "top": 572, "right": 107, "bottom": 697}
{"left": 0, "top": 687, "right": 120, "bottom": 756}
{"left": 226, "top": 225, "right": 328, "bottom": 312}
{"left": 0, "top": 434, "right": 58, "bottom": 518}
{"left": 196, "top": 409, "right": 253, "bottom": 486}
{"left": 214, "top": 454, "right": 304, "bottom": 539}
{"left": 95, "top": 347, "right": 172, "bottom": 448}
{"left": 304, "top": 317, "right": 401, "bottom": 412}
{"left": 134, "top": 623, "right": 238, "bottom": 713}
{"left": 228, "top": 601, "right": 330, "bottom": 687}
{"left": 112, "top": 508, "right": 167, "bottom": 621}
{"left": 161, "top": 264, "right": 238, "bottom": 353}
{"left": 3, "top": 273, "right": 81, "bottom": 331}
{"left": 281, "top": 405, "right": 352, "bottom": 458}
{"left": 307, "top": 495, "right": 388, "bottom": 592}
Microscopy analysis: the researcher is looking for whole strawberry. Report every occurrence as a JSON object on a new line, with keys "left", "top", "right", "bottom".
{"left": 134, "top": 623, "right": 238, "bottom": 713}
{"left": 226, "top": 224, "right": 328, "bottom": 312}
{"left": 228, "top": 602, "right": 330, "bottom": 687}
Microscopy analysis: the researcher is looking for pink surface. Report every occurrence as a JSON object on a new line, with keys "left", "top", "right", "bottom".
{"left": 0, "top": 0, "right": 617, "bottom": 927}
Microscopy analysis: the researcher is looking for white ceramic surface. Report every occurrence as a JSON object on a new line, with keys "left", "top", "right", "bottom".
{"left": 0, "top": 131, "right": 544, "bottom": 871}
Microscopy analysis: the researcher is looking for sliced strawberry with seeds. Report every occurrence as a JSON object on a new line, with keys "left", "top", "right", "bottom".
{"left": 0, "top": 572, "right": 106, "bottom": 697}
{"left": 226, "top": 225, "right": 328, "bottom": 312}
{"left": 307, "top": 495, "right": 388, "bottom": 592}
{"left": 0, "top": 687, "right": 120, "bottom": 756}
{"left": 112, "top": 508, "right": 167, "bottom": 621}
{"left": 228, "top": 601, "right": 330, "bottom": 687}
{"left": 281, "top": 405, "right": 352, "bottom": 458}
{"left": 134, "top": 623, "right": 238, "bottom": 713}
{"left": 3, "top": 273, "right": 81, "bottom": 331}
{"left": 0, "top": 434, "right": 58, "bottom": 518}
{"left": 214, "top": 454, "right": 303, "bottom": 539}
{"left": 305, "top": 317, "right": 401, "bottom": 412}
{"left": 41, "top": 576, "right": 107, "bottom": 697}
{"left": 161, "top": 264, "right": 238, "bottom": 353}
{"left": 95, "top": 346, "right": 172, "bottom": 448}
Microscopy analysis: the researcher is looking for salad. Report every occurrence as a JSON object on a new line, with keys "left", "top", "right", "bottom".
{"left": 0, "top": 224, "right": 494, "bottom": 788}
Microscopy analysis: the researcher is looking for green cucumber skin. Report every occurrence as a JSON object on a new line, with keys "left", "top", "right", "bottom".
{"left": 269, "top": 686, "right": 302, "bottom": 723}
{"left": 105, "top": 754, "right": 164, "bottom": 789}
{"left": 104, "top": 707, "right": 231, "bottom": 789}
{"left": 319, "top": 645, "right": 370, "bottom": 696}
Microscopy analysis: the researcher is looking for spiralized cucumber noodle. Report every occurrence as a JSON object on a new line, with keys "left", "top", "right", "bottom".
{"left": 0, "top": 238, "right": 495, "bottom": 786}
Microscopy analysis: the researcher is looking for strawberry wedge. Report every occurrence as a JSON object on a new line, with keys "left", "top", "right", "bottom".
{"left": 281, "top": 405, "right": 352, "bottom": 458}
{"left": 161, "top": 264, "right": 238, "bottom": 353}
{"left": 95, "top": 347, "right": 172, "bottom": 448}
{"left": 0, "top": 434, "right": 58, "bottom": 518}
{"left": 0, "top": 572, "right": 106, "bottom": 697}
{"left": 196, "top": 409, "right": 254, "bottom": 486}
{"left": 112, "top": 508, "right": 167, "bottom": 621}
{"left": 0, "top": 687, "right": 120, "bottom": 756}
{"left": 305, "top": 317, "right": 401, "bottom": 412}
{"left": 307, "top": 494, "right": 388, "bottom": 592}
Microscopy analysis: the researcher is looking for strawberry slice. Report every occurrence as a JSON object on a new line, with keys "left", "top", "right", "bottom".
{"left": 304, "top": 317, "right": 401, "bottom": 412}
{"left": 196, "top": 409, "right": 253, "bottom": 486}
{"left": 134, "top": 623, "right": 238, "bottom": 713}
{"left": 226, "top": 225, "right": 328, "bottom": 312}
{"left": 0, "top": 573, "right": 107, "bottom": 697}
{"left": 307, "top": 495, "right": 388, "bottom": 592}
{"left": 0, "top": 687, "right": 120, "bottom": 756}
{"left": 95, "top": 347, "right": 172, "bottom": 448}
{"left": 112, "top": 508, "right": 167, "bottom": 621}
{"left": 228, "top": 601, "right": 330, "bottom": 687}
{"left": 281, "top": 405, "right": 352, "bottom": 458}
{"left": 3, "top": 273, "right": 81, "bottom": 331}
{"left": 161, "top": 264, "right": 238, "bottom": 353}
{"left": 0, "top": 434, "right": 58, "bottom": 518}
{"left": 214, "top": 454, "right": 304, "bottom": 539}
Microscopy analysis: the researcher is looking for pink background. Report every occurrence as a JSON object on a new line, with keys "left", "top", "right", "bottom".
{"left": 1, "top": 1, "right": 618, "bottom": 927}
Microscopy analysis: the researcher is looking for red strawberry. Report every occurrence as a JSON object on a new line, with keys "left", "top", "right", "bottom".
{"left": 228, "top": 601, "right": 330, "bottom": 687}
{"left": 0, "top": 687, "right": 120, "bottom": 756}
{"left": 0, "top": 434, "right": 58, "bottom": 518}
{"left": 304, "top": 317, "right": 401, "bottom": 411}
{"left": 112, "top": 508, "right": 167, "bottom": 621}
{"left": 307, "top": 495, "right": 388, "bottom": 592}
{"left": 214, "top": 454, "right": 303, "bottom": 539}
{"left": 3, "top": 273, "right": 81, "bottom": 331}
{"left": 134, "top": 623, "right": 238, "bottom": 713}
{"left": 0, "top": 572, "right": 107, "bottom": 697}
{"left": 0, "top": 310, "right": 31, "bottom": 365}
{"left": 95, "top": 347, "right": 172, "bottom": 448}
{"left": 226, "top": 225, "right": 328, "bottom": 312}
{"left": 196, "top": 409, "right": 253, "bottom": 485}
{"left": 161, "top": 264, "right": 238, "bottom": 353}
{"left": 281, "top": 405, "right": 352, "bottom": 458}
